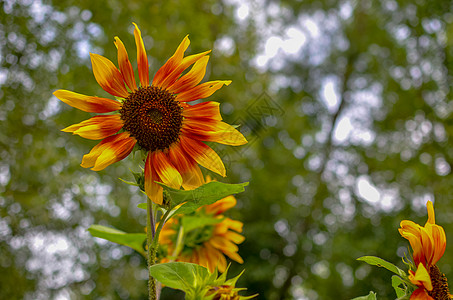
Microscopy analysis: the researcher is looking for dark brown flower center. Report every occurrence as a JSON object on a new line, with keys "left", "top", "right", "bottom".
{"left": 119, "top": 86, "right": 183, "bottom": 151}
{"left": 428, "top": 264, "right": 451, "bottom": 300}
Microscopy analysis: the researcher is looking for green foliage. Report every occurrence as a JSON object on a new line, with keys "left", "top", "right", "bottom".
{"left": 88, "top": 225, "right": 147, "bottom": 256}
{"left": 163, "top": 181, "right": 248, "bottom": 214}
{"left": 391, "top": 275, "right": 409, "bottom": 299}
{"left": 357, "top": 256, "right": 406, "bottom": 277}
{"left": 150, "top": 262, "right": 212, "bottom": 299}
{"left": 150, "top": 262, "right": 255, "bottom": 300}
{"left": 137, "top": 181, "right": 248, "bottom": 214}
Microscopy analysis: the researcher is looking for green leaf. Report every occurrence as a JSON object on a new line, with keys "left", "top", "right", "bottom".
{"left": 181, "top": 215, "right": 223, "bottom": 233}
{"left": 351, "top": 291, "right": 377, "bottom": 300}
{"left": 392, "top": 275, "right": 407, "bottom": 298}
{"left": 137, "top": 182, "right": 248, "bottom": 213}
{"left": 88, "top": 225, "right": 146, "bottom": 256}
{"left": 357, "top": 256, "right": 406, "bottom": 276}
{"left": 149, "top": 262, "right": 210, "bottom": 295}
{"left": 161, "top": 181, "right": 248, "bottom": 214}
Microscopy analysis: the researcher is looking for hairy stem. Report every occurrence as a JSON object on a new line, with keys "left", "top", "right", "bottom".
{"left": 146, "top": 198, "right": 156, "bottom": 300}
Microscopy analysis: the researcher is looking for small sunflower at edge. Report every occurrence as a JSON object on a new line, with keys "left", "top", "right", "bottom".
{"left": 399, "top": 201, "right": 451, "bottom": 300}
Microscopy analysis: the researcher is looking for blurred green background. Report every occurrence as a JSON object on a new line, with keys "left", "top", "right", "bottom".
{"left": 2, "top": 0, "right": 453, "bottom": 299}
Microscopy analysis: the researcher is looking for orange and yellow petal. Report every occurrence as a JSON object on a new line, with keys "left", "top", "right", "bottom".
{"left": 426, "top": 201, "right": 435, "bottom": 225}
{"left": 153, "top": 151, "right": 183, "bottom": 190}
{"left": 209, "top": 236, "right": 239, "bottom": 253}
{"left": 144, "top": 152, "right": 163, "bottom": 205}
{"left": 167, "top": 55, "right": 210, "bottom": 94}
{"left": 152, "top": 35, "right": 190, "bottom": 88}
{"left": 133, "top": 23, "right": 149, "bottom": 87}
{"left": 90, "top": 53, "right": 129, "bottom": 98}
{"left": 182, "top": 119, "right": 247, "bottom": 146}
{"left": 176, "top": 80, "right": 231, "bottom": 102}
{"left": 223, "top": 249, "right": 244, "bottom": 264}
{"left": 222, "top": 230, "right": 246, "bottom": 245}
{"left": 409, "top": 263, "right": 433, "bottom": 291}
{"left": 205, "top": 196, "right": 236, "bottom": 215}
{"left": 223, "top": 218, "right": 243, "bottom": 233}
{"left": 204, "top": 242, "right": 227, "bottom": 272}
{"left": 62, "top": 115, "right": 123, "bottom": 140}
{"left": 53, "top": 90, "right": 122, "bottom": 113}
{"left": 81, "top": 132, "right": 136, "bottom": 171}
{"left": 152, "top": 34, "right": 211, "bottom": 90}
{"left": 425, "top": 223, "right": 446, "bottom": 266}
{"left": 411, "top": 288, "right": 434, "bottom": 300}
{"left": 114, "top": 36, "right": 137, "bottom": 91}
{"left": 182, "top": 101, "right": 223, "bottom": 121}
{"left": 179, "top": 135, "right": 226, "bottom": 177}
{"left": 168, "top": 143, "right": 205, "bottom": 190}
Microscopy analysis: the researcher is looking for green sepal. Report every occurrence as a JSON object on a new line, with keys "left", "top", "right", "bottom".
{"left": 88, "top": 224, "right": 146, "bottom": 256}
{"left": 132, "top": 170, "right": 145, "bottom": 191}
{"left": 351, "top": 291, "right": 377, "bottom": 300}
{"left": 119, "top": 178, "right": 140, "bottom": 187}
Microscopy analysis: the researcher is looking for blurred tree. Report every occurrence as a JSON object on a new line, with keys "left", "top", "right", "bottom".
{"left": 2, "top": 0, "right": 453, "bottom": 299}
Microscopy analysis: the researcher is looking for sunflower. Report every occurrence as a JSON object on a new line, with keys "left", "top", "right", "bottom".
{"left": 54, "top": 23, "right": 247, "bottom": 205}
{"left": 159, "top": 184, "right": 244, "bottom": 273}
{"left": 399, "top": 201, "right": 450, "bottom": 299}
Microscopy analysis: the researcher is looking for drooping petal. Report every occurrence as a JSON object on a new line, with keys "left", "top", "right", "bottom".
{"left": 179, "top": 135, "right": 225, "bottom": 177}
{"left": 204, "top": 242, "right": 227, "bottom": 273}
{"left": 81, "top": 132, "right": 136, "bottom": 171}
{"left": 222, "top": 250, "right": 244, "bottom": 264}
{"left": 223, "top": 230, "right": 246, "bottom": 244}
{"left": 167, "top": 142, "right": 204, "bottom": 190}
{"left": 222, "top": 218, "right": 243, "bottom": 233}
{"left": 182, "top": 101, "right": 222, "bottom": 121}
{"left": 152, "top": 151, "right": 183, "bottom": 189}
{"left": 167, "top": 55, "right": 210, "bottom": 94}
{"left": 133, "top": 23, "right": 149, "bottom": 87}
{"left": 210, "top": 236, "right": 239, "bottom": 254}
{"left": 144, "top": 152, "right": 163, "bottom": 205}
{"left": 53, "top": 90, "right": 122, "bottom": 113}
{"left": 182, "top": 119, "right": 247, "bottom": 146}
{"left": 176, "top": 80, "right": 231, "bottom": 102}
{"left": 199, "top": 245, "right": 214, "bottom": 273}
{"left": 62, "top": 115, "right": 123, "bottom": 140}
{"left": 114, "top": 36, "right": 137, "bottom": 91}
{"left": 90, "top": 53, "right": 129, "bottom": 98}
{"left": 152, "top": 35, "right": 190, "bottom": 87}
{"left": 205, "top": 196, "right": 236, "bottom": 215}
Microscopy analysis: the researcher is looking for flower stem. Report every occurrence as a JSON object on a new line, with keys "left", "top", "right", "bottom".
{"left": 146, "top": 198, "right": 173, "bottom": 300}
{"left": 146, "top": 197, "right": 156, "bottom": 300}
